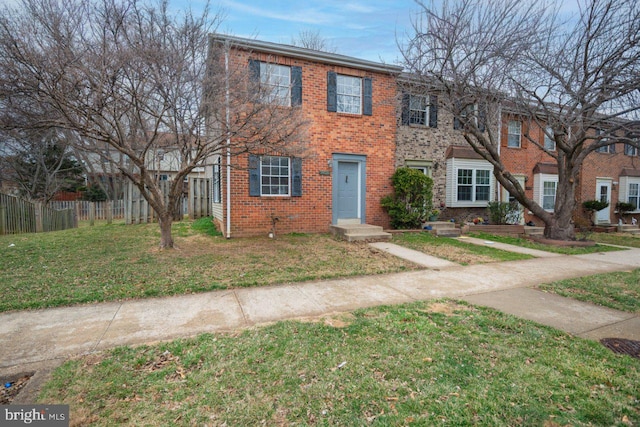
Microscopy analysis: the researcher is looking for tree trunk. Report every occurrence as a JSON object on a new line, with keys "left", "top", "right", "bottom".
{"left": 158, "top": 215, "right": 174, "bottom": 249}
{"left": 544, "top": 168, "right": 577, "bottom": 240}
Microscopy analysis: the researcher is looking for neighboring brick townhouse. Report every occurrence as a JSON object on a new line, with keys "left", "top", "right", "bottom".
{"left": 395, "top": 76, "right": 498, "bottom": 223}
{"left": 498, "top": 113, "right": 640, "bottom": 227}
{"left": 208, "top": 34, "right": 403, "bottom": 237}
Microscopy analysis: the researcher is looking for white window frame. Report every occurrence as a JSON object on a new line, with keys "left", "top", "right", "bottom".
{"left": 446, "top": 158, "right": 494, "bottom": 207}
{"left": 409, "top": 94, "right": 430, "bottom": 126}
{"left": 624, "top": 142, "right": 638, "bottom": 156}
{"left": 259, "top": 62, "right": 291, "bottom": 107}
{"left": 619, "top": 177, "right": 640, "bottom": 212}
{"left": 544, "top": 126, "right": 556, "bottom": 151}
{"left": 405, "top": 160, "right": 433, "bottom": 177}
{"left": 336, "top": 75, "right": 362, "bottom": 114}
{"left": 594, "top": 129, "right": 615, "bottom": 154}
{"left": 534, "top": 173, "right": 558, "bottom": 212}
{"left": 260, "top": 156, "right": 290, "bottom": 196}
{"left": 507, "top": 121, "right": 521, "bottom": 148}
{"left": 213, "top": 158, "right": 221, "bottom": 203}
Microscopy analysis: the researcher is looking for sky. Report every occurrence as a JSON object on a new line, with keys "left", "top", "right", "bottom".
{"left": 204, "top": 0, "right": 422, "bottom": 65}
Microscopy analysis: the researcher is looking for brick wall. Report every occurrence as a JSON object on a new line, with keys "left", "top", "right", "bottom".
{"left": 220, "top": 48, "right": 398, "bottom": 237}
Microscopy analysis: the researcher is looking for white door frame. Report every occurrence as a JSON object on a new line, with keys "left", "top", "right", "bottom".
{"left": 595, "top": 178, "right": 612, "bottom": 224}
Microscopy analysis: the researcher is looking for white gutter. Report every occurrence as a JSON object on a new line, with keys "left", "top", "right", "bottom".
{"left": 225, "top": 42, "right": 232, "bottom": 239}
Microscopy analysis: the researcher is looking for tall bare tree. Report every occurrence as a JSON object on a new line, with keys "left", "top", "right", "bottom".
{"left": 402, "top": 0, "right": 640, "bottom": 240}
{"left": 0, "top": 0, "right": 308, "bottom": 248}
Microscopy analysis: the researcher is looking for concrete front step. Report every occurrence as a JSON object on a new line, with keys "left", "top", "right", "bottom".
{"left": 330, "top": 224, "right": 392, "bottom": 242}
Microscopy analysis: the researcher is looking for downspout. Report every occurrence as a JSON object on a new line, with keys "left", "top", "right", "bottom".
{"left": 497, "top": 104, "right": 502, "bottom": 203}
{"left": 225, "top": 42, "right": 232, "bottom": 239}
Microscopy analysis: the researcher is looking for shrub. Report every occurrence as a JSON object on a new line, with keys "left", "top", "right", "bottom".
{"left": 487, "top": 201, "right": 521, "bottom": 225}
{"left": 381, "top": 167, "right": 433, "bottom": 229}
{"left": 582, "top": 200, "right": 609, "bottom": 212}
{"left": 616, "top": 201, "right": 636, "bottom": 216}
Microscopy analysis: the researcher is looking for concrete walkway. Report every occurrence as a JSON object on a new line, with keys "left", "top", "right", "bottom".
{"left": 1, "top": 240, "right": 639, "bottom": 380}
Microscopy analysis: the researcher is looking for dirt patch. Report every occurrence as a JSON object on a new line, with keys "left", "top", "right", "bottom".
{"left": 296, "top": 312, "right": 357, "bottom": 328}
{"left": 422, "top": 245, "right": 494, "bottom": 265}
{"left": 424, "top": 301, "right": 470, "bottom": 316}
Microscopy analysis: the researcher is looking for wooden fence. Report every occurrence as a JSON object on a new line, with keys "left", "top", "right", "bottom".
{"left": 124, "top": 178, "right": 212, "bottom": 224}
{"left": 49, "top": 200, "right": 126, "bottom": 222}
{"left": 0, "top": 193, "right": 77, "bottom": 235}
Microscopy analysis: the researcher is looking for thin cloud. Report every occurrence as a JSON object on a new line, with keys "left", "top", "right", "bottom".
{"left": 220, "top": 0, "right": 336, "bottom": 25}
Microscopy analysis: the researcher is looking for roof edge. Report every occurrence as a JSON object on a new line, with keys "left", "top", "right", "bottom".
{"left": 210, "top": 33, "right": 404, "bottom": 74}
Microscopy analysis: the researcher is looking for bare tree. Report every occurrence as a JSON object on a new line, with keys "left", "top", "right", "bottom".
{"left": 0, "top": 128, "right": 84, "bottom": 203}
{"left": 0, "top": 0, "right": 308, "bottom": 248}
{"left": 401, "top": 0, "right": 640, "bottom": 240}
{"left": 291, "top": 29, "right": 336, "bottom": 53}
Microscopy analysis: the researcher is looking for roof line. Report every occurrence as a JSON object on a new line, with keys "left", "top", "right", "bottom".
{"left": 210, "top": 33, "right": 404, "bottom": 74}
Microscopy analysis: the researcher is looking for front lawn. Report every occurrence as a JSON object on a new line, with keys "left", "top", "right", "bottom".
{"left": 0, "top": 220, "right": 417, "bottom": 312}
{"left": 392, "top": 232, "right": 533, "bottom": 264}
{"left": 468, "top": 232, "right": 622, "bottom": 255}
{"left": 39, "top": 300, "right": 640, "bottom": 426}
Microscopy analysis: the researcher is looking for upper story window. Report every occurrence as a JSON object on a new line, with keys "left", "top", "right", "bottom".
{"left": 625, "top": 141, "right": 639, "bottom": 156}
{"left": 401, "top": 94, "right": 438, "bottom": 128}
{"left": 507, "top": 121, "right": 521, "bottom": 148}
{"left": 327, "top": 72, "right": 372, "bottom": 116}
{"left": 260, "top": 63, "right": 291, "bottom": 106}
{"left": 544, "top": 127, "right": 556, "bottom": 151}
{"left": 594, "top": 128, "right": 615, "bottom": 153}
{"left": 249, "top": 60, "right": 302, "bottom": 107}
{"left": 337, "top": 75, "right": 362, "bottom": 114}
{"left": 453, "top": 103, "right": 486, "bottom": 132}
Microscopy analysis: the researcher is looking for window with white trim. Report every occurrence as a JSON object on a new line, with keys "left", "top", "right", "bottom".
{"left": 260, "top": 156, "right": 290, "bottom": 196}
{"left": 507, "top": 121, "right": 521, "bottom": 148}
{"left": 409, "top": 95, "right": 428, "bottom": 125}
{"left": 260, "top": 63, "right": 291, "bottom": 106}
{"left": 213, "top": 158, "right": 221, "bottom": 203}
{"left": 457, "top": 168, "right": 491, "bottom": 202}
{"left": 595, "top": 129, "right": 615, "bottom": 153}
{"left": 629, "top": 183, "right": 639, "bottom": 210}
{"left": 625, "top": 142, "right": 639, "bottom": 156}
{"left": 544, "top": 127, "right": 556, "bottom": 151}
{"left": 336, "top": 75, "right": 362, "bottom": 114}
{"left": 542, "top": 181, "right": 556, "bottom": 210}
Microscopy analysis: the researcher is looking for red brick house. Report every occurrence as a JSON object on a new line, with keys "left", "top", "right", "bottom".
{"left": 208, "top": 35, "right": 402, "bottom": 238}
{"left": 498, "top": 114, "right": 640, "bottom": 227}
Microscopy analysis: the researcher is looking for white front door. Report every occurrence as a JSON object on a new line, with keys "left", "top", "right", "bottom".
{"left": 596, "top": 179, "right": 612, "bottom": 224}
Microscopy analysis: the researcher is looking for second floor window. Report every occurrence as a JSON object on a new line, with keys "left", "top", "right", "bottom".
{"left": 595, "top": 129, "right": 615, "bottom": 153}
{"left": 260, "top": 63, "right": 291, "bottom": 106}
{"left": 327, "top": 72, "right": 372, "bottom": 116}
{"left": 249, "top": 60, "right": 302, "bottom": 107}
{"left": 544, "top": 127, "right": 556, "bottom": 151}
{"left": 336, "top": 75, "right": 362, "bottom": 114}
{"left": 507, "top": 121, "right": 521, "bottom": 148}
{"left": 625, "top": 142, "right": 638, "bottom": 156}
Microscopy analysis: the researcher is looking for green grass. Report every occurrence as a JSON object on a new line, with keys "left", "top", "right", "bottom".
{"left": 39, "top": 300, "right": 640, "bottom": 426}
{"left": 539, "top": 270, "right": 640, "bottom": 314}
{"left": 0, "top": 221, "right": 416, "bottom": 312}
{"left": 392, "top": 232, "right": 533, "bottom": 264}
{"left": 589, "top": 232, "right": 640, "bottom": 248}
{"left": 468, "top": 232, "right": 622, "bottom": 255}
{"left": 190, "top": 216, "right": 222, "bottom": 236}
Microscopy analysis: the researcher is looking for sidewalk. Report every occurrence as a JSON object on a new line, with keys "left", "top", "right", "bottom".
{"left": 1, "top": 240, "right": 639, "bottom": 377}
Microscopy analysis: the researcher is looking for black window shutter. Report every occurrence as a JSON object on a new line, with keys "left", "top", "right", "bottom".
{"left": 401, "top": 93, "right": 410, "bottom": 125}
{"left": 248, "top": 59, "right": 260, "bottom": 83}
{"left": 248, "top": 154, "right": 260, "bottom": 196}
{"left": 478, "top": 104, "right": 487, "bottom": 133}
{"left": 327, "top": 71, "right": 337, "bottom": 112}
{"left": 363, "top": 77, "right": 372, "bottom": 116}
{"left": 292, "top": 157, "right": 302, "bottom": 197}
{"left": 291, "top": 66, "right": 302, "bottom": 106}
{"left": 429, "top": 95, "right": 438, "bottom": 128}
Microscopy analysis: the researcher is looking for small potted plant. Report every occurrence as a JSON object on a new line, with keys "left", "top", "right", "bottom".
{"left": 428, "top": 209, "right": 440, "bottom": 221}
